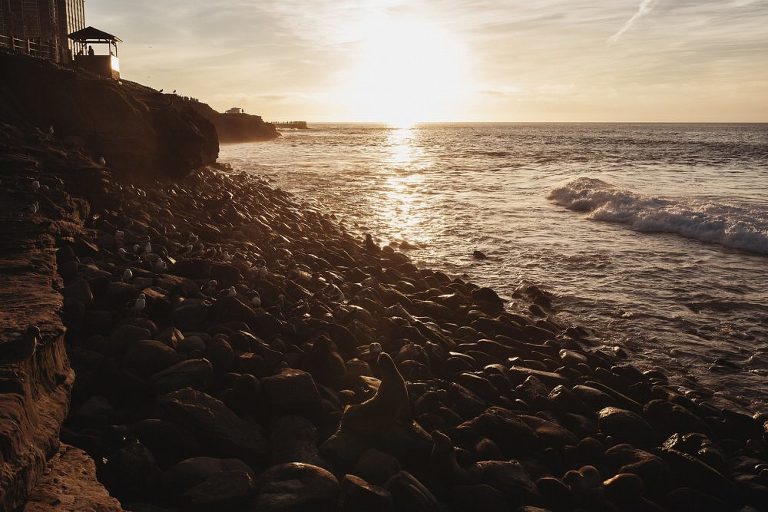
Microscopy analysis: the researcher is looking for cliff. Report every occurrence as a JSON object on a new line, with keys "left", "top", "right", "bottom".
{"left": 189, "top": 102, "right": 279, "bottom": 143}
{"left": 0, "top": 52, "right": 218, "bottom": 180}
{"left": 0, "top": 127, "right": 122, "bottom": 511}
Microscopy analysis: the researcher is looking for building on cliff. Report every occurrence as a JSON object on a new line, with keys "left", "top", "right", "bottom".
{"left": 68, "top": 25, "right": 121, "bottom": 79}
{"left": 0, "top": 0, "right": 85, "bottom": 62}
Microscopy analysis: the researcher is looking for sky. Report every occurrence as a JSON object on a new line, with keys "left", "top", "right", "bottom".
{"left": 89, "top": 0, "right": 768, "bottom": 123}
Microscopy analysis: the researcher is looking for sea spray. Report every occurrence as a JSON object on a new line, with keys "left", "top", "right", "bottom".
{"left": 548, "top": 177, "right": 768, "bottom": 255}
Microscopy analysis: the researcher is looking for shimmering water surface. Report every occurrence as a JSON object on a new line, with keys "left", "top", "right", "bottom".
{"left": 221, "top": 123, "right": 768, "bottom": 412}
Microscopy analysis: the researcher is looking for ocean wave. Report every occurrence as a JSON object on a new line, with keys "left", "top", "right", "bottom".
{"left": 547, "top": 177, "right": 768, "bottom": 255}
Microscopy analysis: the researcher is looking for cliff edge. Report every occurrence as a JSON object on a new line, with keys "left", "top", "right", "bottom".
{"left": 189, "top": 102, "right": 279, "bottom": 143}
{"left": 0, "top": 52, "right": 218, "bottom": 180}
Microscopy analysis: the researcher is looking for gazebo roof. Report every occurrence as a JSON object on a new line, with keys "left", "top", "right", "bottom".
{"left": 68, "top": 26, "right": 122, "bottom": 43}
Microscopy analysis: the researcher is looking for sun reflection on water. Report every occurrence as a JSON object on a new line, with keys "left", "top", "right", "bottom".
{"left": 377, "top": 126, "right": 436, "bottom": 246}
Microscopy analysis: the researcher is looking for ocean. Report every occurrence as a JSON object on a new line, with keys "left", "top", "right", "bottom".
{"left": 220, "top": 123, "right": 768, "bottom": 413}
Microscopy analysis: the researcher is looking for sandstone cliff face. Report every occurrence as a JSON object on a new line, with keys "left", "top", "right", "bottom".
{"left": 0, "top": 52, "right": 218, "bottom": 179}
{"left": 0, "top": 119, "right": 125, "bottom": 511}
{"left": 189, "top": 102, "right": 279, "bottom": 143}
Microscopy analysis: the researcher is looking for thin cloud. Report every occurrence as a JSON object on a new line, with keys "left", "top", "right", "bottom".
{"left": 608, "top": 0, "right": 659, "bottom": 44}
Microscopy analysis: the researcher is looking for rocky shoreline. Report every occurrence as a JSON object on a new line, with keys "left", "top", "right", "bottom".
{"left": 1, "top": 53, "right": 767, "bottom": 512}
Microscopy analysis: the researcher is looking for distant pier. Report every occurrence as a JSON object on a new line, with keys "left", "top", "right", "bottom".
{"left": 270, "top": 121, "right": 308, "bottom": 129}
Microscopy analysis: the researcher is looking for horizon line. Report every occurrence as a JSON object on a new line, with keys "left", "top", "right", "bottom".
{"left": 269, "top": 120, "right": 768, "bottom": 125}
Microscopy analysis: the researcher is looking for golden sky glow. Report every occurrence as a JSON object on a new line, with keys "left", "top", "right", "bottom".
{"left": 90, "top": 0, "right": 768, "bottom": 122}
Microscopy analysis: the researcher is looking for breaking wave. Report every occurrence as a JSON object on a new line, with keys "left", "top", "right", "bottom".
{"left": 548, "top": 177, "right": 768, "bottom": 255}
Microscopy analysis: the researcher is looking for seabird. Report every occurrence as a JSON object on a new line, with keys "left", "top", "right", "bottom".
{"left": 122, "top": 268, "right": 133, "bottom": 282}
{"left": 31, "top": 180, "right": 40, "bottom": 190}
{"left": 130, "top": 293, "right": 146, "bottom": 313}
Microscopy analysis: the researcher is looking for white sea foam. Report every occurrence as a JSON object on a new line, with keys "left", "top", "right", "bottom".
{"left": 548, "top": 177, "right": 768, "bottom": 255}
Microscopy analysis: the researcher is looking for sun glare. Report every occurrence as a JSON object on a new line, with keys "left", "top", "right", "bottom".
{"left": 339, "top": 16, "right": 471, "bottom": 125}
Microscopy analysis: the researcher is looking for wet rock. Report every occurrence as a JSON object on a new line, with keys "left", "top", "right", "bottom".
{"left": 156, "top": 388, "right": 268, "bottom": 466}
{"left": 519, "top": 414, "right": 579, "bottom": 449}
{"left": 597, "top": 407, "right": 656, "bottom": 448}
{"left": 469, "top": 460, "right": 540, "bottom": 507}
{"left": 123, "top": 340, "right": 181, "bottom": 379}
{"left": 205, "top": 336, "right": 235, "bottom": 373}
{"left": 130, "top": 419, "right": 199, "bottom": 468}
{"left": 353, "top": 449, "right": 402, "bottom": 485}
{"left": 181, "top": 470, "right": 255, "bottom": 511}
{"left": 665, "top": 487, "right": 728, "bottom": 512}
{"left": 339, "top": 474, "right": 393, "bottom": 512}
{"left": 177, "top": 335, "right": 207, "bottom": 355}
{"left": 453, "top": 484, "right": 507, "bottom": 512}
{"left": 173, "top": 302, "right": 210, "bottom": 331}
{"left": 162, "top": 456, "right": 254, "bottom": 498}
{"left": 603, "top": 472, "right": 645, "bottom": 503}
{"left": 384, "top": 471, "right": 440, "bottom": 512}
{"left": 644, "top": 399, "right": 711, "bottom": 437}
{"left": 455, "top": 407, "right": 539, "bottom": 457}
{"left": 270, "top": 415, "right": 325, "bottom": 467}
{"left": 250, "top": 463, "right": 339, "bottom": 512}
{"left": 571, "top": 384, "right": 613, "bottom": 410}
{"left": 604, "top": 444, "right": 673, "bottom": 497}
{"left": 104, "top": 440, "right": 161, "bottom": 501}
{"left": 64, "top": 277, "right": 93, "bottom": 306}
{"left": 660, "top": 448, "right": 737, "bottom": 502}
{"left": 261, "top": 368, "right": 321, "bottom": 413}
{"left": 211, "top": 263, "right": 241, "bottom": 288}
{"left": 171, "top": 259, "right": 212, "bottom": 279}
{"left": 150, "top": 358, "right": 213, "bottom": 395}
{"left": 536, "top": 477, "right": 573, "bottom": 510}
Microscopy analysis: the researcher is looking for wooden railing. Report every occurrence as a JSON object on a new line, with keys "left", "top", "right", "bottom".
{"left": 0, "top": 34, "right": 57, "bottom": 61}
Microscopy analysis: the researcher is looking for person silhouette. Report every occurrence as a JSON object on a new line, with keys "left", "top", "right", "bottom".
{"left": 88, "top": 45, "right": 94, "bottom": 56}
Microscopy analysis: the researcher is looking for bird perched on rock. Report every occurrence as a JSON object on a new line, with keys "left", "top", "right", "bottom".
{"left": 122, "top": 268, "right": 133, "bottom": 282}
{"left": 97, "top": 156, "right": 106, "bottom": 166}
{"left": 31, "top": 180, "right": 40, "bottom": 191}
{"left": 129, "top": 293, "right": 146, "bottom": 313}
{"left": 0, "top": 326, "right": 40, "bottom": 365}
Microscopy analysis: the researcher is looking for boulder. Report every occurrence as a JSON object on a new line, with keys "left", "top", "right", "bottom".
{"left": 597, "top": 407, "right": 656, "bottom": 447}
{"left": 156, "top": 388, "right": 268, "bottom": 467}
{"left": 123, "top": 340, "right": 181, "bottom": 379}
{"left": 250, "top": 463, "right": 339, "bottom": 512}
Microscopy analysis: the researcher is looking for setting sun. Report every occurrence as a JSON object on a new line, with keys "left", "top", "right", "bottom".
{"left": 338, "top": 16, "right": 471, "bottom": 125}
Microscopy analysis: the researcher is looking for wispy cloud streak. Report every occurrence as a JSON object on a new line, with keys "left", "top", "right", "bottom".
{"left": 608, "top": 0, "right": 659, "bottom": 44}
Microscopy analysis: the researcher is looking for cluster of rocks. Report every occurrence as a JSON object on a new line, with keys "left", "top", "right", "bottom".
{"left": 48, "top": 163, "right": 768, "bottom": 512}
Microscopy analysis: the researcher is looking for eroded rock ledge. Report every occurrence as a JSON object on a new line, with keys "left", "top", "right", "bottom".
{"left": 0, "top": 142, "right": 86, "bottom": 511}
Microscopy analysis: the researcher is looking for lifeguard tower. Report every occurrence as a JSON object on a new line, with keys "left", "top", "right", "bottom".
{"left": 68, "top": 26, "right": 121, "bottom": 79}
